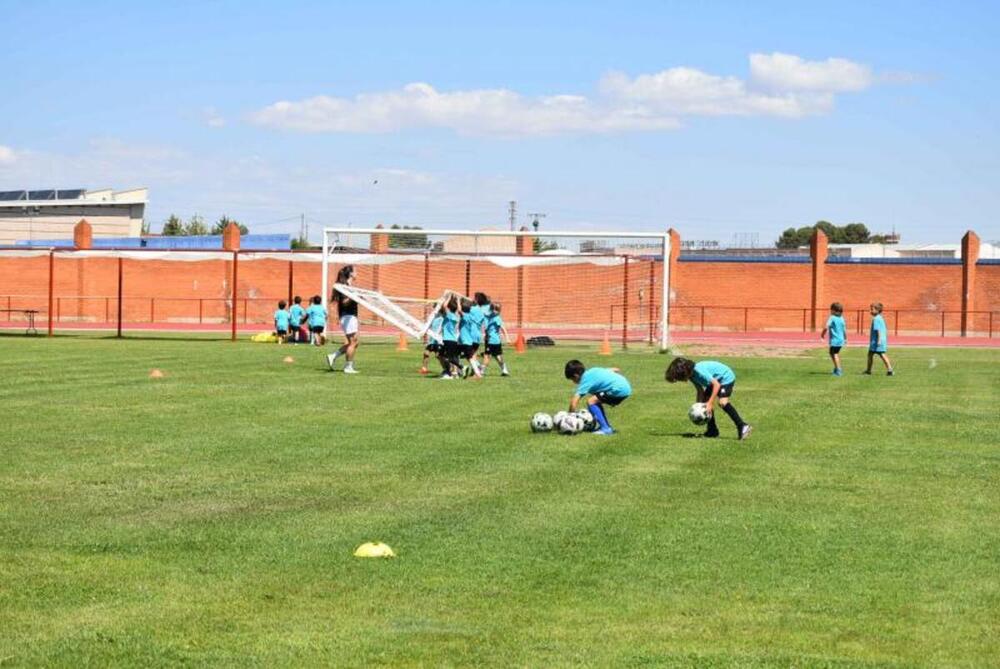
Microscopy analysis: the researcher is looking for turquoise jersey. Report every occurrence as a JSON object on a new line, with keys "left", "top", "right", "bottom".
{"left": 274, "top": 309, "right": 290, "bottom": 331}
{"left": 692, "top": 361, "right": 736, "bottom": 388}
{"left": 826, "top": 315, "right": 847, "bottom": 347}
{"left": 428, "top": 315, "right": 444, "bottom": 339}
{"left": 289, "top": 304, "right": 305, "bottom": 327}
{"left": 463, "top": 305, "right": 486, "bottom": 344}
{"left": 442, "top": 312, "right": 459, "bottom": 342}
{"left": 485, "top": 313, "right": 504, "bottom": 345}
{"left": 869, "top": 314, "right": 887, "bottom": 352}
{"left": 305, "top": 304, "right": 327, "bottom": 328}
{"left": 575, "top": 367, "right": 632, "bottom": 399}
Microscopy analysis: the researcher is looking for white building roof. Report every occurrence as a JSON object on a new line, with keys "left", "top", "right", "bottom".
{"left": 0, "top": 187, "right": 148, "bottom": 208}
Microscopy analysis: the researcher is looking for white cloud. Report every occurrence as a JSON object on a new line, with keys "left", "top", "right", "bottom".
{"left": 248, "top": 53, "right": 896, "bottom": 136}
{"left": 749, "top": 52, "right": 874, "bottom": 92}
{"left": 204, "top": 107, "right": 227, "bottom": 128}
{"left": 0, "top": 145, "right": 17, "bottom": 165}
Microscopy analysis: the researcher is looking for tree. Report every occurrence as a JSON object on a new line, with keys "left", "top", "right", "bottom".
{"left": 211, "top": 215, "right": 249, "bottom": 235}
{"left": 776, "top": 221, "right": 876, "bottom": 248}
{"left": 776, "top": 226, "right": 814, "bottom": 249}
{"left": 388, "top": 224, "right": 429, "bottom": 250}
{"left": 291, "top": 236, "right": 312, "bottom": 250}
{"left": 162, "top": 214, "right": 184, "bottom": 236}
{"left": 533, "top": 238, "right": 560, "bottom": 253}
{"left": 185, "top": 215, "right": 208, "bottom": 236}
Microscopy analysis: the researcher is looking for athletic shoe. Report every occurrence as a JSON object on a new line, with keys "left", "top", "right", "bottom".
{"left": 439, "top": 374, "right": 454, "bottom": 380}
{"left": 833, "top": 369, "right": 843, "bottom": 376}
{"left": 594, "top": 427, "right": 614, "bottom": 435}
{"left": 461, "top": 366, "right": 471, "bottom": 379}
{"left": 501, "top": 367, "right": 510, "bottom": 376}
{"left": 326, "top": 353, "right": 336, "bottom": 370}
{"left": 862, "top": 370, "right": 872, "bottom": 375}
{"left": 887, "top": 369, "right": 894, "bottom": 376}
{"left": 739, "top": 424, "right": 753, "bottom": 441}
{"left": 343, "top": 366, "right": 359, "bottom": 375}
{"left": 703, "top": 429, "right": 720, "bottom": 438}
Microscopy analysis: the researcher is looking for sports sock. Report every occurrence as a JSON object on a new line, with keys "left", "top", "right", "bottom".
{"left": 722, "top": 403, "right": 745, "bottom": 429}
{"left": 588, "top": 403, "right": 612, "bottom": 432}
{"left": 705, "top": 414, "right": 719, "bottom": 435}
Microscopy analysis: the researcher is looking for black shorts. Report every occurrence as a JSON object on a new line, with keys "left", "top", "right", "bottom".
{"left": 310, "top": 325, "right": 325, "bottom": 334}
{"left": 276, "top": 329, "right": 288, "bottom": 336}
{"left": 595, "top": 391, "right": 629, "bottom": 406}
{"left": 443, "top": 341, "right": 461, "bottom": 358}
{"left": 463, "top": 343, "right": 479, "bottom": 358}
{"left": 425, "top": 342, "right": 440, "bottom": 353}
{"left": 829, "top": 346, "right": 842, "bottom": 354}
{"left": 485, "top": 343, "right": 503, "bottom": 356}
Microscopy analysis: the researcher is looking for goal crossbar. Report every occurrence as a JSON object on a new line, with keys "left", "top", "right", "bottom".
{"left": 334, "top": 283, "right": 459, "bottom": 343}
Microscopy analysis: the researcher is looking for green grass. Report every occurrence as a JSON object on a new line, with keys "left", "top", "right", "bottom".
{"left": 1, "top": 334, "right": 998, "bottom": 667}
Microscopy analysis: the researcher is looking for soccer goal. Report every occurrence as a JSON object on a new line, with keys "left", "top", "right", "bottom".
{"left": 321, "top": 227, "right": 671, "bottom": 349}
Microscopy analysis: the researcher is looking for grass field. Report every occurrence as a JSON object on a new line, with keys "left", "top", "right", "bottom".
{"left": 1, "top": 334, "right": 998, "bottom": 667}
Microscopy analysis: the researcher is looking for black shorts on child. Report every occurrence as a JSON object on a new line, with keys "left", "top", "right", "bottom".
{"left": 310, "top": 325, "right": 325, "bottom": 334}
{"left": 595, "top": 391, "right": 628, "bottom": 406}
{"left": 425, "top": 341, "right": 440, "bottom": 353}
{"left": 463, "top": 343, "right": 479, "bottom": 358}
{"left": 486, "top": 343, "right": 503, "bottom": 356}
{"left": 443, "top": 341, "right": 461, "bottom": 358}
{"left": 829, "top": 345, "right": 842, "bottom": 354}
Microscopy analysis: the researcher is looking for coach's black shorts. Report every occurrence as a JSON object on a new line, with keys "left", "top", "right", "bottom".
{"left": 829, "top": 346, "right": 842, "bottom": 354}
{"left": 310, "top": 325, "right": 325, "bottom": 334}
{"left": 595, "top": 391, "right": 629, "bottom": 406}
{"left": 485, "top": 343, "right": 503, "bottom": 356}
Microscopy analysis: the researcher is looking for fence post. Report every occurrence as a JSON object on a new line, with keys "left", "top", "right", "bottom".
{"left": 199, "top": 299, "right": 203, "bottom": 324}
{"left": 47, "top": 251, "right": 54, "bottom": 336}
{"left": 622, "top": 256, "right": 630, "bottom": 348}
{"left": 700, "top": 306, "right": 705, "bottom": 332}
{"left": 648, "top": 260, "right": 655, "bottom": 344}
{"left": 941, "top": 311, "right": 945, "bottom": 337}
{"left": 464, "top": 259, "right": 471, "bottom": 297}
{"left": 287, "top": 260, "right": 294, "bottom": 304}
{"left": 150, "top": 298, "right": 155, "bottom": 323}
{"left": 894, "top": 310, "right": 899, "bottom": 337}
{"left": 802, "top": 308, "right": 806, "bottom": 332}
{"left": 116, "top": 257, "right": 123, "bottom": 338}
{"left": 744, "top": 307, "right": 749, "bottom": 332}
{"left": 231, "top": 251, "right": 238, "bottom": 342}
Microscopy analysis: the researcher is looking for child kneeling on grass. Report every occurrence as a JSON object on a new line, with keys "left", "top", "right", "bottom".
{"left": 666, "top": 357, "right": 752, "bottom": 441}
{"left": 564, "top": 360, "right": 631, "bottom": 435}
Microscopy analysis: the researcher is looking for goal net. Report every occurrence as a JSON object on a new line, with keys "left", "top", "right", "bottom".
{"left": 322, "top": 227, "right": 670, "bottom": 349}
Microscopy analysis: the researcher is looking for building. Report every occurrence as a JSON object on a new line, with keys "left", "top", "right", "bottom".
{"left": 0, "top": 188, "right": 147, "bottom": 246}
{"left": 828, "top": 242, "right": 999, "bottom": 259}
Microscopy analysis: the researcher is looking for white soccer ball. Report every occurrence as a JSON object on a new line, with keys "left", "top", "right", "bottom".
{"left": 688, "top": 402, "right": 710, "bottom": 425}
{"left": 575, "top": 409, "right": 596, "bottom": 432}
{"left": 531, "top": 412, "right": 554, "bottom": 433}
{"left": 558, "top": 414, "right": 584, "bottom": 435}
{"left": 553, "top": 411, "right": 569, "bottom": 427}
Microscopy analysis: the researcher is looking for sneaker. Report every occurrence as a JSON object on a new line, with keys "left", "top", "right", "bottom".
{"left": 703, "top": 429, "right": 720, "bottom": 438}
{"left": 326, "top": 353, "right": 336, "bottom": 370}
{"left": 343, "top": 366, "right": 359, "bottom": 375}
{"left": 862, "top": 370, "right": 872, "bottom": 375}
{"left": 461, "top": 366, "right": 471, "bottom": 379}
{"left": 594, "top": 427, "right": 615, "bottom": 435}
{"left": 833, "top": 368, "right": 843, "bottom": 376}
{"left": 739, "top": 424, "right": 753, "bottom": 441}
{"left": 439, "top": 374, "right": 454, "bottom": 380}
{"left": 887, "top": 369, "right": 894, "bottom": 376}
{"left": 501, "top": 367, "right": 510, "bottom": 377}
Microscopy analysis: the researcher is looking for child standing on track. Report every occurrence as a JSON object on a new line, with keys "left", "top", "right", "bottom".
{"left": 274, "top": 300, "right": 290, "bottom": 343}
{"left": 305, "top": 295, "right": 327, "bottom": 346}
{"left": 864, "top": 302, "right": 894, "bottom": 376}
{"left": 665, "top": 357, "right": 752, "bottom": 441}
{"left": 482, "top": 302, "right": 511, "bottom": 376}
{"left": 564, "top": 360, "right": 632, "bottom": 435}
{"left": 289, "top": 296, "right": 306, "bottom": 343}
{"left": 820, "top": 301, "right": 847, "bottom": 376}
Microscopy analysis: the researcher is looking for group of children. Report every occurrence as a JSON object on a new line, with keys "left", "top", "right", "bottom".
{"left": 820, "top": 301, "right": 894, "bottom": 376}
{"left": 563, "top": 356, "right": 753, "bottom": 440}
{"left": 273, "top": 295, "right": 329, "bottom": 346}
{"left": 421, "top": 292, "right": 512, "bottom": 379}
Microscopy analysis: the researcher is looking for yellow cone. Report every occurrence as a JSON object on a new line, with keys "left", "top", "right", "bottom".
{"left": 283, "top": 356, "right": 295, "bottom": 363}
{"left": 353, "top": 541, "right": 396, "bottom": 558}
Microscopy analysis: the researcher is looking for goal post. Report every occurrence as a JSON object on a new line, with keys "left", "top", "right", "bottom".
{"left": 322, "top": 227, "right": 671, "bottom": 350}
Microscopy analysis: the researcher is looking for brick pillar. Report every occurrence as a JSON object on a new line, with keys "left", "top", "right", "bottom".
{"left": 73, "top": 219, "right": 93, "bottom": 250}
{"left": 961, "top": 230, "right": 980, "bottom": 337}
{"left": 516, "top": 226, "right": 534, "bottom": 255}
{"left": 222, "top": 222, "right": 241, "bottom": 251}
{"left": 810, "top": 228, "right": 828, "bottom": 331}
{"left": 371, "top": 224, "right": 389, "bottom": 253}
{"left": 667, "top": 227, "right": 680, "bottom": 305}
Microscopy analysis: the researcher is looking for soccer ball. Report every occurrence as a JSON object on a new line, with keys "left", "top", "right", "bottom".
{"left": 688, "top": 402, "right": 710, "bottom": 425}
{"left": 553, "top": 411, "right": 569, "bottom": 427}
{"left": 574, "top": 409, "right": 596, "bottom": 432}
{"left": 558, "top": 414, "right": 584, "bottom": 435}
{"left": 531, "top": 412, "right": 554, "bottom": 433}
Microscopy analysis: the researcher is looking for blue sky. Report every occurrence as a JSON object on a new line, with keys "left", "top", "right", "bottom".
{"left": 1, "top": 0, "right": 998, "bottom": 244}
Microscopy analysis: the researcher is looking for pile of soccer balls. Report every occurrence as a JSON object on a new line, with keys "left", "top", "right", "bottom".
{"left": 531, "top": 409, "right": 597, "bottom": 435}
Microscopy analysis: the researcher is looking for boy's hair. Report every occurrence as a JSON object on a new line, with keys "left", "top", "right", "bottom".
{"left": 336, "top": 265, "right": 354, "bottom": 284}
{"left": 278, "top": 300, "right": 287, "bottom": 309}
{"left": 665, "top": 357, "right": 695, "bottom": 383}
{"left": 447, "top": 297, "right": 458, "bottom": 312}
{"left": 830, "top": 302, "right": 843, "bottom": 315}
{"left": 312, "top": 295, "right": 322, "bottom": 305}
{"left": 474, "top": 292, "right": 490, "bottom": 306}
{"left": 460, "top": 297, "right": 473, "bottom": 313}
{"left": 870, "top": 302, "right": 883, "bottom": 314}
{"left": 491, "top": 301, "right": 502, "bottom": 314}
{"left": 564, "top": 359, "right": 585, "bottom": 381}
{"left": 293, "top": 295, "right": 301, "bottom": 304}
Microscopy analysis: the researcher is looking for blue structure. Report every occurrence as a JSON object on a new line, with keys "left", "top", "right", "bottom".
{"left": 15, "top": 233, "right": 291, "bottom": 250}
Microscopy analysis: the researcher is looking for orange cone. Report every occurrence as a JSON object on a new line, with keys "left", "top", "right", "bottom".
{"left": 283, "top": 356, "right": 295, "bottom": 363}
{"left": 149, "top": 368, "right": 164, "bottom": 378}
{"left": 396, "top": 333, "right": 409, "bottom": 351}
{"left": 598, "top": 332, "right": 612, "bottom": 356}
{"left": 514, "top": 332, "right": 527, "bottom": 353}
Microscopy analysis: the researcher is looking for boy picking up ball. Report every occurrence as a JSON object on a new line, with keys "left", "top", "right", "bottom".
{"left": 564, "top": 360, "right": 632, "bottom": 436}
{"left": 666, "top": 357, "right": 752, "bottom": 441}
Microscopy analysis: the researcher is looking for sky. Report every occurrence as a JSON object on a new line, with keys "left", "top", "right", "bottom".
{"left": 1, "top": 0, "right": 998, "bottom": 245}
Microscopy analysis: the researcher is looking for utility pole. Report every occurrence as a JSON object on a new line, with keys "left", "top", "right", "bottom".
{"left": 528, "top": 212, "right": 547, "bottom": 232}
{"left": 508, "top": 201, "right": 517, "bottom": 231}
{"left": 300, "top": 213, "right": 307, "bottom": 243}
